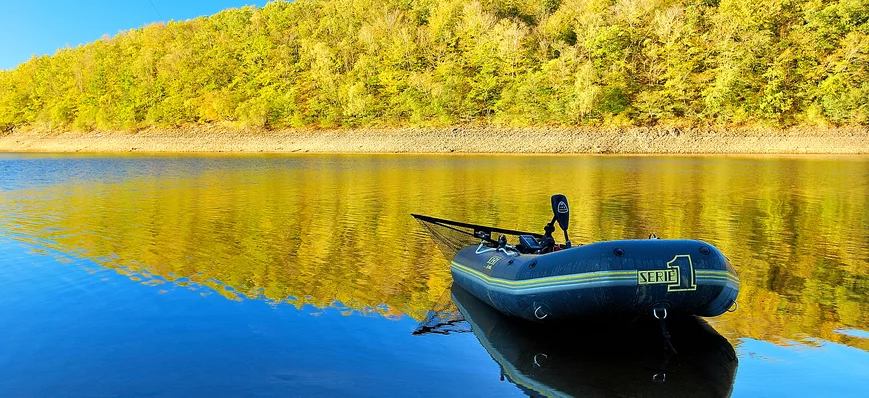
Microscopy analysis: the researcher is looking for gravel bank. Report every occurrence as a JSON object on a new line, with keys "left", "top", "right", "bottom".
{"left": 1, "top": 126, "right": 867, "bottom": 154}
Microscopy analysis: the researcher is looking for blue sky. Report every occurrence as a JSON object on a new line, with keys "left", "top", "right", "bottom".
{"left": 0, "top": 0, "right": 268, "bottom": 70}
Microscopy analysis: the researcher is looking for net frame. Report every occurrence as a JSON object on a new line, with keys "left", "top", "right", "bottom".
{"left": 412, "top": 213, "right": 541, "bottom": 259}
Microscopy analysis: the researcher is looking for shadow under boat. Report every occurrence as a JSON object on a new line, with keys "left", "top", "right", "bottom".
{"left": 429, "top": 284, "right": 738, "bottom": 398}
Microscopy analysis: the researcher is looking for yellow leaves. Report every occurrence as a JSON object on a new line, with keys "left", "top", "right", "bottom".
{"left": 195, "top": 91, "right": 233, "bottom": 123}
{"left": 496, "top": 20, "right": 530, "bottom": 76}
{"left": 571, "top": 61, "right": 600, "bottom": 119}
{"left": 717, "top": 0, "right": 786, "bottom": 31}
{"left": 550, "top": 0, "right": 610, "bottom": 34}
{"left": 427, "top": 0, "right": 464, "bottom": 44}
{"left": 1, "top": 0, "right": 869, "bottom": 129}
{"left": 459, "top": 1, "right": 499, "bottom": 39}
{"left": 342, "top": 81, "right": 372, "bottom": 119}
{"left": 829, "top": 31, "right": 869, "bottom": 75}
{"left": 652, "top": 4, "right": 684, "bottom": 40}
{"left": 310, "top": 42, "right": 337, "bottom": 79}
{"left": 612, "top": 0, "right": 661, "bottom": 27}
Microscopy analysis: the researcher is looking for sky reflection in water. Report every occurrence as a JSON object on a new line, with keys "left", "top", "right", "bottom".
{"left": 1, "top": 153, "right": 868, "bottom": 396}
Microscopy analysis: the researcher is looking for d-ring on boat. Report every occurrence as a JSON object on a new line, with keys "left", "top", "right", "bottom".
{"left": 413, "top": 195, "right": 739, "bottom": 323}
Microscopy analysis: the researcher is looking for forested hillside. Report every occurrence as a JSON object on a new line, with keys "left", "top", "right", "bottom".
{"left": 1, "top": 0, "right": 867, "bottom": 131}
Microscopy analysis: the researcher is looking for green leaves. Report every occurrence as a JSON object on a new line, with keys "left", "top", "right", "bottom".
{"left": 1, "top": 0, "right": 868, "bottom": 130}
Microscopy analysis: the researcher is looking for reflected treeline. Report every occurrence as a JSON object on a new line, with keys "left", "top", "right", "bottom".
{"left": 1, "top": 155, "right": 868, "bottom": 350}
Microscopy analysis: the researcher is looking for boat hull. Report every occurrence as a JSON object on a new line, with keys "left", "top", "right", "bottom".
{"left": 450, "top": 239, "right": 739, "bottom": 322}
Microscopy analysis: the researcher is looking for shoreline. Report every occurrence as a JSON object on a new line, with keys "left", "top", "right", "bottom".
{"left": 1, "top": 126, "right": 867, "bottom": 154}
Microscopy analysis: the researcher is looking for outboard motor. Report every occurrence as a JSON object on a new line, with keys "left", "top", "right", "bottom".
{"left": 543, "top": 194, "right": 571, "bottom": 250}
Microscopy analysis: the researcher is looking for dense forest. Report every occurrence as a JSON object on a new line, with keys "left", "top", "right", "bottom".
{"left": 0, "top": 0, "right": 867, "bottom": 131}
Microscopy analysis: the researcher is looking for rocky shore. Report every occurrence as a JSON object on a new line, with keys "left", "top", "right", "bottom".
{"left": 1, "top": 126, "right": 867, "bottom": 154}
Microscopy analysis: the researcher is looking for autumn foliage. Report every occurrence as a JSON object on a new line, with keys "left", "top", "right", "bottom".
{"left": 0, "top": 0, "right": 867, "bottom": 131}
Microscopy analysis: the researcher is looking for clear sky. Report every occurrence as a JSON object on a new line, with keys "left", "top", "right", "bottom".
{"left": 0, "top": 0, "right": 268, "bottom": 70}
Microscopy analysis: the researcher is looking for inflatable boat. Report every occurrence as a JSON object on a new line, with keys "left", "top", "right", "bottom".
{"left": 414, "top": 195, "right": 739, "bottom": 323}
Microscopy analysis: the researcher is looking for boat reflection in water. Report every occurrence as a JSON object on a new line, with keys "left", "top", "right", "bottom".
{"left": 447, "top": 284, "right": 738, "bottom": 397}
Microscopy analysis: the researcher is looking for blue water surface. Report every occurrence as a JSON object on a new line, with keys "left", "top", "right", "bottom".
{"left": 2, "top": 153, "right": 869, "bottom": 397}
{"left": 0, "top": 238, "right": 520, "bottom": 397}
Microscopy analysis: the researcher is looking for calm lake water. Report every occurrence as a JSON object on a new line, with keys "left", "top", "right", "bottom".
{"left": 1, "top": 153, "right": 868, "bottom": 397}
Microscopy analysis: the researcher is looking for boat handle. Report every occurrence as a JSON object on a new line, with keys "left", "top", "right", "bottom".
{"left": 475, "top": 242, "right": 496, "bottom": 254}
{"left": 499, "top": 246, "right": 519, "bottom": 257}
{"left": 534, "top": 306, "right": 548, "bottom": 320}
{"left": 652, "top": 373, "right": 666, "bottom": 383}
{"left": 533, "top": 353, "right": 548, "bottom": 367}
{"left": 652, "top": 308, "right": 667, "bottom": 319}
{"left": 726, "top": 301, "right": 739, "bottom": 313}
{"left": 475, "top": 242, "right": 520, "bottom": 257}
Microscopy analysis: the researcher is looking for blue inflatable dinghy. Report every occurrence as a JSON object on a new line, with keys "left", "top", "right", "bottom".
{"left": 414, "top": 195, "right": 739, "bottom": 323}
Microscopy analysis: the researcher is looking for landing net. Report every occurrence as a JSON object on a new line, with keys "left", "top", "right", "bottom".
{"left": 412, "top": 287, "right": 470, "bottom": 335}
{"left": 412, "top": 214, "right": 541, "bottom": 259}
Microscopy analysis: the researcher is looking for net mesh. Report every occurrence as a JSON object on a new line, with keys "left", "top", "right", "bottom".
{"left": 412, "top": 214, "right": 542, "bottom": 259}
{"left": 412, "top": 287, "right": 470, "bottom": 335}
{"left": 411, "top": 213, "right": 541, "bottom": 334}
{"left": 415, "top": 217, "right": 484, "bottom": 259}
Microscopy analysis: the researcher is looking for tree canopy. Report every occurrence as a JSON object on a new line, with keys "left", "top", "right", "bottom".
{"left": 1, "top": 0, "right": 867, "bottom": 131}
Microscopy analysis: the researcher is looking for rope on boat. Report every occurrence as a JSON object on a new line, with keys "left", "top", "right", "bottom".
{"left": 653, "top": 307, "right": 677, "bottom": 354}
